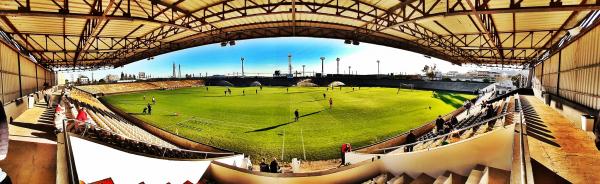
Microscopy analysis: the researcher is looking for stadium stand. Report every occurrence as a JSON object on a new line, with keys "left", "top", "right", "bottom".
{"left": 362, "top": 165, "right": 510, "bottom": 184}
{"left": 60, "top": 92, "right": 236, "bottom": 159}
{"left": 76, "top": 80, "right": 204, "bottom": 95}
{"left": 148, "top": 80, "right": 204, "bottom": 90}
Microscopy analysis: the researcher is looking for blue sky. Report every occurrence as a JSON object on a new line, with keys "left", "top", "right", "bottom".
{"left": 65, "top": 37, "right": 495, "bottom": 80}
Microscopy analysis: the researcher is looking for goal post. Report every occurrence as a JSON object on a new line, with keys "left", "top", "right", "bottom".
{"left": 399, "top": 83, "right": 414, "bottom": 91}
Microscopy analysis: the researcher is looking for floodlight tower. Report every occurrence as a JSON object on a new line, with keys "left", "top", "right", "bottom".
{"left": 241, "top": 57, "right": 245, "bottom": 77}
{"left": 302, "top": 65, "right": 306, "bottom": 77}
{"left": 288, "top": 53, "right": 292, "bottom": 75}
{"left": 320, "top": 57, "right": 325, "bottom": 76}
{"left": 376, "top": 60, "right": 380, "bottom": 78}
{"left": 348, "top": 66, "right": 351, "bottom": 75}
{"left": 336, "top": 57, "right": 340, "bottom": 75}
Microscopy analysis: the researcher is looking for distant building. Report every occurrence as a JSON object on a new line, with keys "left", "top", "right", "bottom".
{"left": 77, "top": 75, "right": 90, "bottom": 84}
{"left": 445, "top": 71, "right": 459, "bottom": 77}
{"left": 105, "top": 74, "right": 119, "bottom": 82}
{"left": 139, "top": 72, "right": 146, "bottom": 80}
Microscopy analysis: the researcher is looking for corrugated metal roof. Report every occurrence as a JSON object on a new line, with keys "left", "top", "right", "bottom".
{"left": 0, "top": 0, "right": 597, "bottom": 69}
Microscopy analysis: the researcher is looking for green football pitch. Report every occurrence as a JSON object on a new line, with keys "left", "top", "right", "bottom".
{"left": 103, "top": 86, "right": 474, "bottom": 161}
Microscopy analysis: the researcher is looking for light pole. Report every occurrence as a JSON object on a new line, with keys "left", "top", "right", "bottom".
{"left": 348, "top": 66, "right": 351, "bottom": 76}
{"left": 241, "top": 57, "right": 245, "bottom": 77}
{"left": 320, "top": 57, "right": 325, "bottom": 76}
{"left": 288, "top": 54, "right": 292, "bottom": 75}
{"left": 376, "top": 60, "right": 380, "bottom": 78}
{"left": 336, "top": 57, "right": 340, "bottom": 75}
{"left": 302, "top": 65, "right": 306, "bottom": 77}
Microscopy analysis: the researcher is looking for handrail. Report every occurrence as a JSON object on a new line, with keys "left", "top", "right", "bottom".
{"left": 62, "top": 119, "right": 79, "bottom": 184}
{"left": 513, "top": 94, "right": 535, "bottom": 184}
{"left": 377, "top": 112, "right": 510, "bottom": 153}
{"left": 63, "top": 118, "right": 235, "bottom": 156}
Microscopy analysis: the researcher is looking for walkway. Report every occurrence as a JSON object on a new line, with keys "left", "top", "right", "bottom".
{"left": 0, "top": 101, "right": 57, "bottom": 183}
{"left": 521, "top": 95, "right": 600, "bottom": 184}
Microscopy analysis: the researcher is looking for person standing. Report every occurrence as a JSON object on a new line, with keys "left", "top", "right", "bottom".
{"left": 152, "top": 97, "right": 156, "bottom": 104}
{"left": 243, "top": 90, "right": 245, "bottom": 96}
{"left": 340, "top": 143, "right": 352, "bottom": 165}
{"left": 44, "top": 91, "right": 51, "bottom": 108}
{"left": 256, "top": 89, "right": 258, "bottom": 94}
{"left": 323, "top": 93, "right": 326, "bottom": 99}
{"left": 329, "top": 98, "right": 333, "bottom": 109}
{"left": 143, "top": 95, "right": 146, "bottom": 100}
{"left": 294, "top": 109, "right": 299, "bottom": 122}
{"left": 405, "top": 130, "right": 416, "bottom": 152}
{"left": 147, "top": 103, "right": 152, "bottom": 115}
{"left": 435, "top": 115, "right": 444, "bottom": 134}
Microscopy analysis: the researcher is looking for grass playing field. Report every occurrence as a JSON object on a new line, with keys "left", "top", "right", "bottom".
{"left": 103, "top": 86, "right": 474, "bottom": 161}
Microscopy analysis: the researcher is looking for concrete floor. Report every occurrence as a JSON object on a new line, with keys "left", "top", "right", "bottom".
{"left": 522, "top": 96, "right": 600, "bottom": 184}
{"left": 0, "top": 102, "right": 57, "bottom": 184}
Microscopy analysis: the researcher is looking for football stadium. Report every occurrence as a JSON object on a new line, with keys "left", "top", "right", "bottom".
{"left": 0, "top": 1, "right": 599, "bottom": 184}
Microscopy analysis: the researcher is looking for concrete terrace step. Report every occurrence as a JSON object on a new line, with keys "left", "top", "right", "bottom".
{"left": 388, "top": 173, "right": 414, "bottom": 184}
{"left": 410, "top": 173, "right": 436, "bottom": 184}
{"left": 465, "top": 165, "right": 486, "bottom": 184}
{"left": 479, "top": 167, "right": 510, "bottom": 184}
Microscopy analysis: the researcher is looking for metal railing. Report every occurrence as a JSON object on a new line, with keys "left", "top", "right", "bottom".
{"left": 512, "top": 94, "right": 535, "bottom": 184}
{"left": 378, "top": 112, "right": 510, "bottom": 153}
{"left": 61, "top": 117, "right": 79, "bottom": 184}
{"left": 63, "top": 118, "right": 235, "bottom": 158}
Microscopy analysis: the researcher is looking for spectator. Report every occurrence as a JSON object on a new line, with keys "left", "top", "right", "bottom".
{"left": 241, "top": 156, "right": 253, "bottom": 171}
{"left": 43, "top": 91, "right": 50, "bottom": 108}
{"left": 294, "top": 109, "right": 299, "bottom": 122}
{"left": 147, "top": 103, "right": 152, "bottom": 115}
{"left": 464, "top": 101, "right": 472, "bottom": 115}
{"left": 451, "top": 116, "right": 459, "bottom": 127}
{"left": 74, "top": 107, "right": 88, "bottom": 132}
{"left": 341, "top": 143, "right": 351, "bottom": 165}
{"left": 55, "top": 104, "right": 63, "bottom": 114}
{"left": 444, "top": 121, "right": 453, "bottom": 134}
{"left": 405, "top": 130, "right": 416, "bottom": 152}
{"left": 270, "top": 158, "right": 280, "bottom": 173}
{"left": 259, "top": 159, "right": 269, "bottom": 172}
{"left": 0, "top": 168, "right": 12, "bottom": 184}
{"left": 435, "top": 115, "right": 444, "bottom": 134}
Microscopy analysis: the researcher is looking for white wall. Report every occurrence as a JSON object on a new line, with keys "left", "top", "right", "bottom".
{"left": 70, "top": 136, "right": 211, "bottom": 184}
{"left": 347, "top": 124, "right": 515, "bottom": 178}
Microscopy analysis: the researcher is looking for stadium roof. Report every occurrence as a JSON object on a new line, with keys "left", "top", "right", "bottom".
{"left": 0, "top": 0, "right": 599, "bottom": 70}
